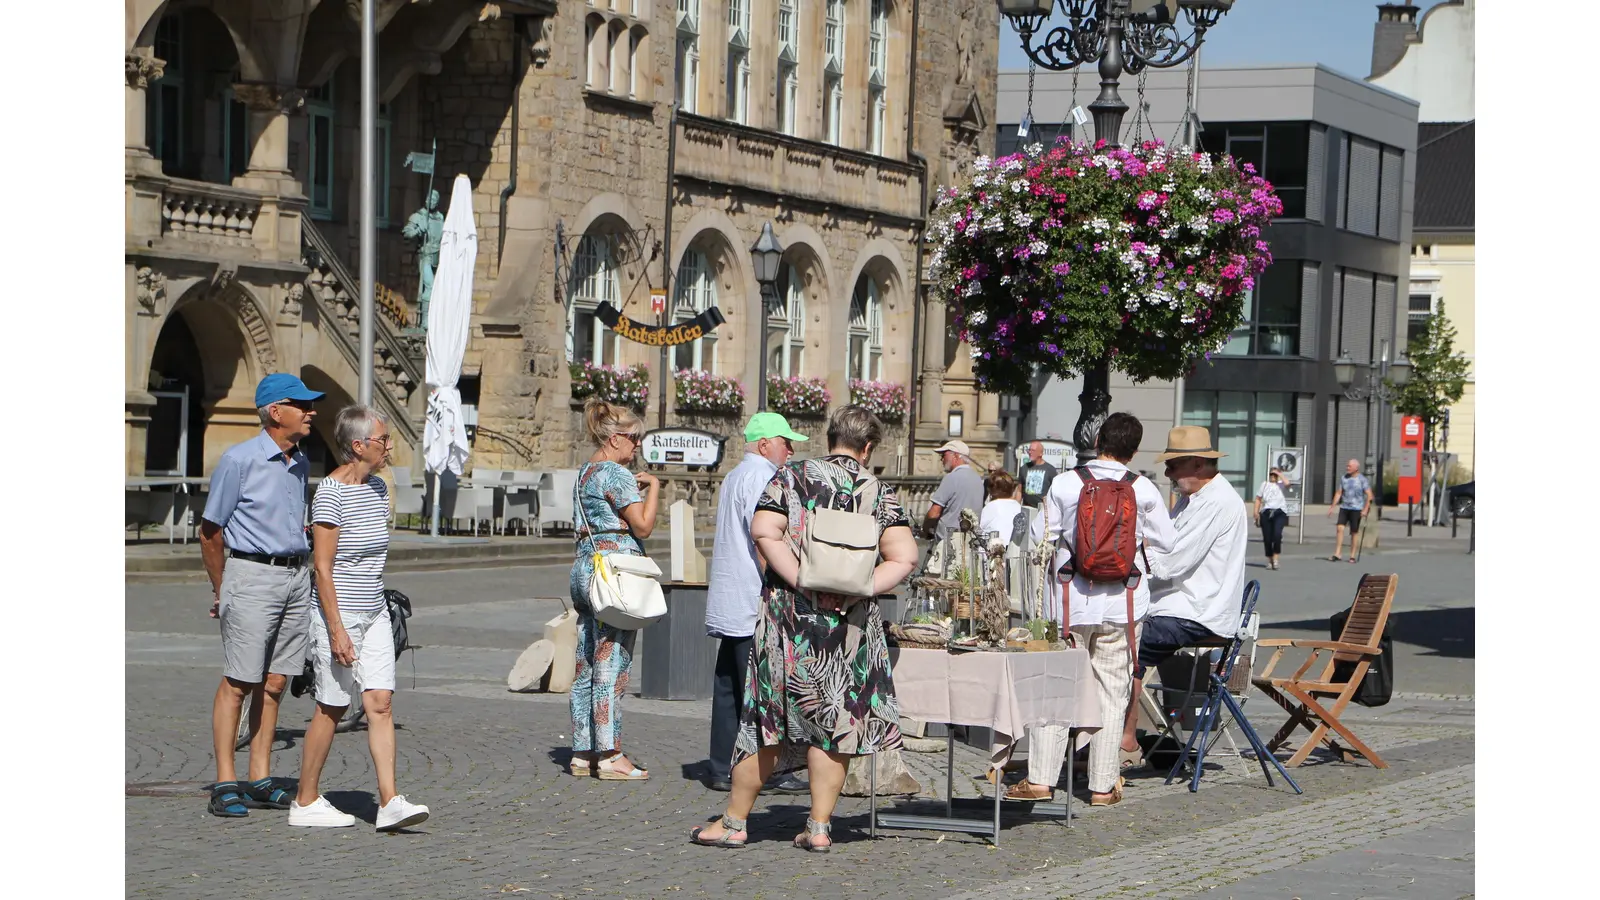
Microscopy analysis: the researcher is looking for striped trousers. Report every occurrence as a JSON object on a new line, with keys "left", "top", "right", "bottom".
{"left": 1027, "top": 623, "right": 1135, "bottom": 794}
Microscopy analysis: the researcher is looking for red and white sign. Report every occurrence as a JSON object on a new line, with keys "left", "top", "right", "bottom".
{"left": 1397, "top": 415, "right": 1424, "bottom": 505}
{"left": 650, "top": 288, "right": 668, "bottom": 315}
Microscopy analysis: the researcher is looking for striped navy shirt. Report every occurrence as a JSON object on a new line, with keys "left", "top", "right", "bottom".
{"left": 310, "top": 476, "right": 390, "bottom": 613}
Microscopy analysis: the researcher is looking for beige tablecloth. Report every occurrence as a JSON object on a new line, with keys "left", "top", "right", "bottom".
{"left": 889, "top": 647, "right": 1101, "bottom": 769}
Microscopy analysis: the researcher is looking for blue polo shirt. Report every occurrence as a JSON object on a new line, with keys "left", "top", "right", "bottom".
{"left": 202, "top": 430, "right": 312, "bottom": 557}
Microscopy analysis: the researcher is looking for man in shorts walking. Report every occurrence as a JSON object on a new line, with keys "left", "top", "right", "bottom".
{"left": 1327, "top": 458, "right": 1373, "bottom": 563}
{"left": 199, "top": 373, "right": 323, "bottom": 817}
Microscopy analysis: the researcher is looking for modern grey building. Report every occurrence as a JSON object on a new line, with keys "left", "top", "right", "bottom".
{"left": 993, "top": 64, "right": 1419, "bottom": 503}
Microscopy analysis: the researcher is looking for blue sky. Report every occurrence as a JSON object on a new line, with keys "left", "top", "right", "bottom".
{"left": 997, "top": 1, "right": 1452, "bottom": 83}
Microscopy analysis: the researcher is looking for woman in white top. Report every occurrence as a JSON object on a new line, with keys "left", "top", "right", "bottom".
{"left": 1254, "top": 469, "right": 1289, "bottom": 570}
{"left": 979, "top": 469, "right": 1024, "bottom": 547}
{"left": 290, "top": 405, "right": 430, "bottom": 832}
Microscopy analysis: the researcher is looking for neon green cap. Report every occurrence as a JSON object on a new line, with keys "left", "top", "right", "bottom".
{"left": 744, "top": 411, "right": 809, "bottom": 443}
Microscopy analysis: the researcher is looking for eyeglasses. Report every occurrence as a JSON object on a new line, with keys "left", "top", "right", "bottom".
{"left": 362, "top": 434, "right": 394, "bottom": 447}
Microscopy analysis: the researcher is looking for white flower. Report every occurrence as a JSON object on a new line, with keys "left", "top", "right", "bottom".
{"left": 1198, "top": 154, "right": 1213, "bottom": 174}
{"left": 968, "top": 310, "right": 987, "bottom": 326}
{"left": 1010, "top": 180, "right": 1026, "bottom": 194}
{"left": 1192, "top": 187, "right": 1214, "bottom": 203}
{"left": 1029, "top": 240, "right": 1048, "bottom": 256}
{"left": 1004, "top": 157, "right": 1025, "bottom": 172}
{"left": 1000, "top": 275, "right": 1012, "bottom": 285}
{"left": 1010, "top": 210, "right": 1034, "bottom": 228}
{"left": 964, "top": 280, "right": 982, "bottom": 297}
{"left": 972, "top": 173, "right": 989, "bottom": 189}
{"left": 973, "top": 155, "right": 993, "bottom": 172}
{"left": 1025, "top": 142, "right": 1044, "bottom": 157}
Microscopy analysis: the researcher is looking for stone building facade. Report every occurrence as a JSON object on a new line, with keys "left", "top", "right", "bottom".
{"left": 124, "top": 0, "right": 999, "bottom": 480}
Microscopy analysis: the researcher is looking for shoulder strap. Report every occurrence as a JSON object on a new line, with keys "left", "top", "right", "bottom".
{"left": 1120, "top": 471, "right": 1138, "bottom": 484}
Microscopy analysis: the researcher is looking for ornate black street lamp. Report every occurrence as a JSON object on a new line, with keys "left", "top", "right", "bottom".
{"left": 750, "top": 221, "right": 784, "bottom": 411}
{"left": 997, "top": 0, "right": 1233, "bottom": 462}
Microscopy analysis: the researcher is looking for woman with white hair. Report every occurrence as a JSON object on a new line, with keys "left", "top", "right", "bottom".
{"left": 289, "top": 404, "right": 430, "bottom": 831}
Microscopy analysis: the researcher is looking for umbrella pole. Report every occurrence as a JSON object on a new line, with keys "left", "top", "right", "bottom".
{"left": 430, "top": 471, "right": 441, "bottom": 537}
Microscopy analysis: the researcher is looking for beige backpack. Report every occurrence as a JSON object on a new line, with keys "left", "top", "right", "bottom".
{"left": 797, "top": 473, "right": 882, "bottom": 598}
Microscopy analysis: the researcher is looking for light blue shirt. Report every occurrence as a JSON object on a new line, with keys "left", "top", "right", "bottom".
{"left": 202, "top": 430, "right": 312, "bottom": 557}
{"left": 705, "top": 452, "right": 778, "bottom": 638}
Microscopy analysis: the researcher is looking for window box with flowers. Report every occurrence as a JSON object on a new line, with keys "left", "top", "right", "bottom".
{"left": 849, "top": 379, "right": 908, "bottom": 423}
{"left": 767, "top": 375, "right": 831, "bottom": 419}
{"left": 569, "top": 360, "right": 650, "bottom": 412}
{"left": 674, "top": 369, "right": 745, "bottom": 416}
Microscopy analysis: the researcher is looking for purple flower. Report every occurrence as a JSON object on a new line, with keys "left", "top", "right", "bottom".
{"left": 1212, "top": 208, "right": 1236, "bottom": 224}
{"left": 1052, "top": 262, "right": 1072, "bottom": 275}
{"left": 1100, "top": 284, "right": 1110, "bottom": 295}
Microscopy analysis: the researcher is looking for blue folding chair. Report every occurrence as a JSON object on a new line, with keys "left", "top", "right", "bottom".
{"left": 1164, "top": 580, "right": 1303, "bottom": 794}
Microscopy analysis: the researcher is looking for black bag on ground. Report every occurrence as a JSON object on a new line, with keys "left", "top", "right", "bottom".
{"left": 1329, "top": 607, "right": 1393, "bottom": 708}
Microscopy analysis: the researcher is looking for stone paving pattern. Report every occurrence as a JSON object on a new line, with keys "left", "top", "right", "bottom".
{"left": 127, "top": 544, "right": 1473, "bottom": 899}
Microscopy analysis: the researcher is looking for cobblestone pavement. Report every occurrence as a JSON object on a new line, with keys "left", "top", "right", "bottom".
{"left": 127, "top": 551, "right": 1472, "bottom": 899}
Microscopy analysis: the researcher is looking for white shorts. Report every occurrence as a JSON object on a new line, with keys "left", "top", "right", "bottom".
{"left": 309, "top": 606, "right": 396, "bottom": 708}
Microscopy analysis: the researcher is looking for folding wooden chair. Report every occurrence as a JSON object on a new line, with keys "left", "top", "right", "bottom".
{"left": 1165, "top": 580, "right": 1303, "bottom": 794}
{"left": 1252, "top": 574, "right": 1397, "bottom": 769}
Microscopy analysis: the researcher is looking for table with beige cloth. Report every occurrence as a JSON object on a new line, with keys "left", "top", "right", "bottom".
{"left": 869, "top": 647, "right": 1101, "bottom": 846}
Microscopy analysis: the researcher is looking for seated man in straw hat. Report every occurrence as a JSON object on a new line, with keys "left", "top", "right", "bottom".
{"left": 1118, "top": 425, "right": 1250, "bottom": 761}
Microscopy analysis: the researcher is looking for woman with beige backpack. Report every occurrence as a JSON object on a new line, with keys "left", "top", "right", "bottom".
{"left": 688, "top": 405, "right": 919, "bottom": 852}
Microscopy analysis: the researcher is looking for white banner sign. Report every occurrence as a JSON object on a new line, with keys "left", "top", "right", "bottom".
{"left": 1013, "top": 439, "right": 1076, "bottom": 472}
{"left": 641, "top": 428, "right": 727, "bottom": 468}
{"left": 1268, "top": 446, "right": 1306, "bottom": 516}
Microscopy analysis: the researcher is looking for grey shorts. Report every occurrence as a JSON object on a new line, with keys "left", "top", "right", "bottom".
{"left": 218, "top": 558, "right": 312, "bottom": 684}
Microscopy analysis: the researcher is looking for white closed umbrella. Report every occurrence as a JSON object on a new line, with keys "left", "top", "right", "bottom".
{"left": 424, "top": 173, "right": 477, "bottom": 536}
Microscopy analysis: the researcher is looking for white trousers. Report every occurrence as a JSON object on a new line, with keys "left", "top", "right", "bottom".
{"left": 1027, "top": 622, "right": 1135, "bottom": 794}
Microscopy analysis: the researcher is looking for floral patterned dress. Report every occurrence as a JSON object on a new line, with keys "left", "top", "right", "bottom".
{"left": 732, "top": 454, "right": 911, "bottom": 773}
{"left": 568, "top": 460, "right": 645, "bottom": 754}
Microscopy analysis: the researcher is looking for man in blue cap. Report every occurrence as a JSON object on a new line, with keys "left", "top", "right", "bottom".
{"left": 199, "top": 373, "right": 325, "bottom": 818}
{"left": 703, "top": 411, "right": 810, "bottom": 794}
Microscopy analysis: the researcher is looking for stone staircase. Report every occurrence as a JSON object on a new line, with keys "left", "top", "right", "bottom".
{"left": 299, "top": 220, "right": 426, "bottom": 447}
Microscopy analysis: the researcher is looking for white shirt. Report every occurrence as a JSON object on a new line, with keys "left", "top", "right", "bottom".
{"left": 705, "top": 452, "right": 777, "bottom": 638}
{"left": 1256, "top": 480, "right": 1286, "bottom": 512}
{"left": 1029, "top": 460, "right": 1176, "bottom": 627}
{"left": 980, "top": 498, "right": 1024, "bottom": 546}
{"left": 1149, "top": 474, "right": 1250, "bottom": 639}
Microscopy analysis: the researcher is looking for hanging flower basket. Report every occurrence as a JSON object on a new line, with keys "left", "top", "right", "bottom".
{"left": 674, "top": 369, "right": 745, "bottom": 415}
{"left": 569, "top": 361, "right": 650, "bottom": 412}
{"left": 850, "top": 379, "right": 909, "bottom": 423}
{"left": 928, "top": 138, "right": 1282, "bottom": 395}
{"left": 767, "top": 375, "right": 831, "bottom": 419}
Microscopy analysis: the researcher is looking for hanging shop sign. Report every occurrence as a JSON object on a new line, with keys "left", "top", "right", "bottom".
{"left": 594, "top": 301, "right": 725, "bottom": 347}
{"left": 640, "top": 428, "right": 727, "bottom": 468}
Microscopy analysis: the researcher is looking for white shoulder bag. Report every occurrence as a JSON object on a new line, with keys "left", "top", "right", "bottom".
{"left": 576, "top": 464, "right": 667, "bottom": 630}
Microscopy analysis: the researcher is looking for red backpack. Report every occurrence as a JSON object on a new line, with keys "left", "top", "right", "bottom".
{"left": 1070, "top": 467, "right": 1142, "bottom": 584}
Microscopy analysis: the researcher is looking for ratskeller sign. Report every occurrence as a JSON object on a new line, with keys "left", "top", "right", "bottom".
{"left": 640, "top": 428, "right": 727, "bottom": 468}
{"left": 594, "top": 301, "right": 725, "bottom": 347}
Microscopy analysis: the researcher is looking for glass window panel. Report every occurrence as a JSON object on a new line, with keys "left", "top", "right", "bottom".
{"left": 1265, "top": 123, "right": 1309, "bottom": 189}
{"left": 1219, "top": 286, "right": 1253, "bottom": 356}
{"left": 1182, "top": 390, "right": 1215, "bottom": 429}
{"left": 1216, "top": 392, "right": 1252, "bottom": 486}
{"left": 1251, "top": 394, "right": 1294, "bottom": 489}
{"left": 1227, "top": 136, "right": 1264, "bottom": 178}
{"left": 1256, "top": 261, "right": 1301, "bottom": 356}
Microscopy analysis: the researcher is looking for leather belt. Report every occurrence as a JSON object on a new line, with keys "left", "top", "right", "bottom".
{"left": 230, "top": 550, "right": 307, "bottom": 568}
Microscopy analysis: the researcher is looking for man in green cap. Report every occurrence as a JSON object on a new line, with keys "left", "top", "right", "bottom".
{"left": 703, "top": 411, "right": 809, "bottom": 793}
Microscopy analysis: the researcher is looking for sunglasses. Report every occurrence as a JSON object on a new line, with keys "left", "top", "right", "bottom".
{"left": 619, "top": 432, "right": 644, "bottom": 444}
{"left": 275, "top": 399, "right": 316, "bottom": 412}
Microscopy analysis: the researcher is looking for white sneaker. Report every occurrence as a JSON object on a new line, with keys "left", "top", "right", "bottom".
{"left": 288, "top": 795, "right": 356, "bottom": 828}
{"left": 376, "top": 794, "right": 430, "bottom": 832}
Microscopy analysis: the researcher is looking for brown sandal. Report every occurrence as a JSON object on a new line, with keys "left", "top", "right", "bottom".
{"left": 1004, "top": 781, "right": 1054, "bottom": 802}
{"left": 1090, "top": 775, "right": 1126, "bottom": 806}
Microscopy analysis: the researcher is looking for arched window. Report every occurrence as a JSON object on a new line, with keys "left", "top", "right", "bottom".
{"left": 585, "top": 14, "right": 607, "bottom": 88}
{"left": 673, "top": 248, "right": 717, "bottom": 372}
{"left": 849, "top": 275, "right": 883, "bottom": 381}
{"left": 770, "top": 263, "right": 806, "bottom": 378}
{"left": 607, "top": 20, "right": 629, "bottom": 95}
{"left": 567, "top": 234, "right": 621, "bottom": 364}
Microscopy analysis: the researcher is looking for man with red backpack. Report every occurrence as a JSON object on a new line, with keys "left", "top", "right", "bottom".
{"left": 1009, "top": 413, "right": 1174, "bottom": 807}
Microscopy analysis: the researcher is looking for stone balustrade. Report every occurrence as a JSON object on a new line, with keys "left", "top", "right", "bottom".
{"left": 675, "top": 114, "right": 923, "bottom": 224}
{"left": 161, "top": 179, "right": 261, "bottom": 246}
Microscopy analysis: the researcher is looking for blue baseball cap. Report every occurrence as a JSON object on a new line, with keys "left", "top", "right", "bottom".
{"left": 254, "top": 373, "right": 325, "bottom": 408}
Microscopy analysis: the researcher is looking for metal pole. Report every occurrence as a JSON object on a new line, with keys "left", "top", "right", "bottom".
{"left": 358, "top": 0, "right": 377, "bottom": 406}
{"left": 756, "top": 284, "right": 771, "bottom": 410}
{"left": 659, "top": 102, "right": 678, "bottom": 430}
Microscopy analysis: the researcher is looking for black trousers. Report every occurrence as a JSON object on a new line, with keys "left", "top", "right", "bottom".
{"left": 707, "top": 634, "right": 753, "bottom": 781}
{"left": 1260, "top": 509, "right": 1288, "bottom": 557}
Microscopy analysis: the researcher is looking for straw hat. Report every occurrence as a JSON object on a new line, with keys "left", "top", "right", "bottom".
{"left": 1153, "top": 426, "right": 1228, "bottom": 464}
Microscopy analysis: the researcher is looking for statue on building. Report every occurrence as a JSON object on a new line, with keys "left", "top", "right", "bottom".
{"left": 401, "top": 189, "right": 444, "bottom": 330}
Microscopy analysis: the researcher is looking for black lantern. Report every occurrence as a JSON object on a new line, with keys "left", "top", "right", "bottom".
{"left": 750, "top": 221, "right": 785, "bottom": 410}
